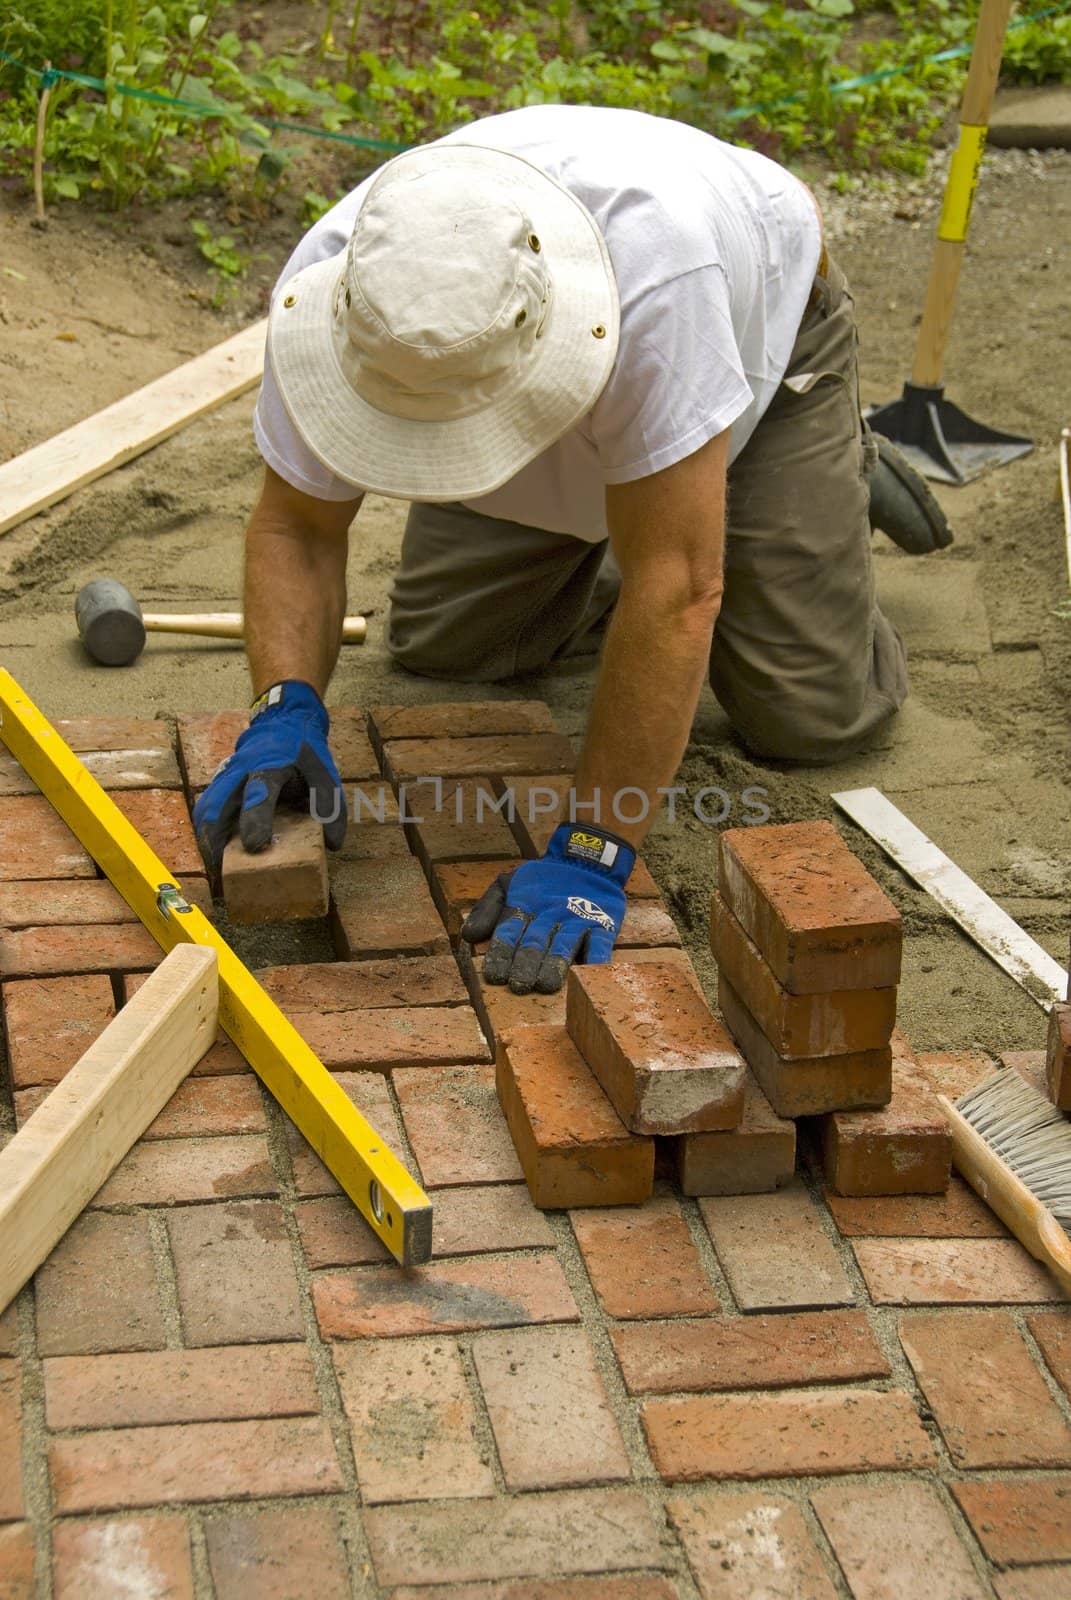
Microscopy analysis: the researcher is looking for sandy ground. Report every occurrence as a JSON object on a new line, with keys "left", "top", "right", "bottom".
{"left": 0, "top": 145, "right": 1068, "bottom": 1058}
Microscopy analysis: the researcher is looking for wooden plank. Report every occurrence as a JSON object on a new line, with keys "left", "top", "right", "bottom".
{"left": 0, "top": 320, "right": 266, "bottom": 536}
{"left": 0, "top": 945, "right": 218, "bottom": 1315}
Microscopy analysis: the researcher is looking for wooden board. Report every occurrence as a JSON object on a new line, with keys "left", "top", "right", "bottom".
{"left": 0, "top": 945, "right": 218, "bottom": 1314}
{"left": 0, "top": 319, "right": 266, "bottom": 536}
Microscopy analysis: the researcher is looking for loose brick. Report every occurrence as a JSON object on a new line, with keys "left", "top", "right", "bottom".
{"left": 334, "top": 1338, "right": 494, "bottom": 1503}
{"left": 718, "top": 821, "right": 902, "bottom": 993}
{"left": 719, "top": 974, "right": 892, "bottom": 1118}
{"left": 473, "top": 1325, "right": 630, "bottom": 1490}
{"left": 292, "top": 1004, "right": 489, "bottom": 1071}
{"left": 35, "top": 1212, "right": 164, "bottom": 1357}
{"left": 469, "top": 949, "right": 568, "bottom": 1036}
{"left": 313, "top": 1254, "right": 578, "bottom": 1338}
{"left": 1030, "top": 1312, "right": 1071, "bottom": 1399}
{"left": 699, "top": 1184, "right": 854, "bottom": 1311}
{"left": 0, "top": 875, "right": 210, "bottom": 928}
{"left": 257, "top": 952, "right": 467, "bottom": 1013}
{"left": 900, "top": 1310, "right": 1071, "bottom": 1467}
{"left": 643, "top": 1388, "right": 935, "bottom": 1482}
{"left": 386, "top": 732, "right": 575, "bottom": 783}
{"left": 710, "top": 890, "right": 896, "bottom": 1057}
{"left": 205, "top": 1506, "right": 351, "bottom": 1600}
{"left": 611, "top": 1309, "right": 889, "bottom": 1395}
{"left": 92, "top": 1135, "right": 277, "bottom": 1207}
{"left": 0, "top": 1524, "right": 34, "bottom": 1594}
{"left": 0, "top": 796, "right": 94, "bottom": 880}
{"left": 330, "top": 855, "right": 451, "bottom": 959}
{"left": 854, "top": 1238, "right": 1069, "bottom": 1304}
{"left": 496, "top": 1026, "right": 654, "bottom": 1209}
{"left": 1047, "top": 1002, "right": 1071, "bottom": 1110}
{"left": 363, "top": 1489, "right": 664, "bottom": 1588}
{"left": 567, "top": 962, "right": 746, "bottom": 1135}
{"left": 167, "top": 1201, "right": 303, "bottom": 1346}
{"left": 286, "top": 1070, "right": 408, "bottom": 1198}
{"left": 433, "top": 858, "right": 518, "bottom": 940}
{"left": 53, "top": 1516, "right": 193, "bottom": 1600}
{"left": 297, "top": 1183, "right": 554, "bottom": 1269}
{"left": 0, "top": 921, "right": 160, "bottom": 978}
{"left": 412, "top": 778, "right": 521, "bottom": 869}
{"left": 222, "top": 812, "right": 328, "bottom": 923}
{"left": 676, "top": 1067, "right": 796, "bottom": 1197}
{"left": 395, "top": 1063, "right": 523, "bottom": 1187}
{"left": 111, "top": 789, "right": 201, "bottom": 877}
{"left": 572, "top": 1198, "right": 718, "bottom": 1319}
{"left": 3, "top": 973, "right": 114, "bottom": 1087}
{"left": 0, "top": 1363, "right": 22, "bottom": 1522}
{"left": 667, "top": 1492, "right": 837, "bottom": 1600}
{"left": 816, "top": 1033, "right": 952, "bottom": 1196}
{"left": 825, "top": 1175, "right": 1008, "bottom": 1237}
{"left": 617, "top": 901, "right": 682, "bottom": 948}
{"left": 812, "top": 1480, "right": 988, "bottom": 1600}
{"left": 369, "top": 701, "right": 557, "bottom": 744}
{"left": 952, "top": 1477, "right": 1071, "bottom": 1566}
{"left": 1000, "top": 1049, "right": 1050, "bottom": 1092}
{"left": 44, "top": 1344, "right": 318, "bottom": 1430}
{"left": 49, "top": 1416, "right": 343, "bottom": 1512}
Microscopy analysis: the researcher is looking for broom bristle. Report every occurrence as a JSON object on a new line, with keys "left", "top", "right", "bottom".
{"left": 955, "top": 1068, "right": 1071, "bottom": 1235}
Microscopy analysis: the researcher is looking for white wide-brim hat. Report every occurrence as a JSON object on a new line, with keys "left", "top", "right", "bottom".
{"left": 267, "top": 141, "right": 620, "bottom": 502}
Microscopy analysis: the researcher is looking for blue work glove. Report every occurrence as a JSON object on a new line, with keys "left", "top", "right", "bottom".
{"left": 461, "top": 822, "right": 635, "bottom": 994}
{"left": 192, "top": 680, "right": 347, "bottom": 875}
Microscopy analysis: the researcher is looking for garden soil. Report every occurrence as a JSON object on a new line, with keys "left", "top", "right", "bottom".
{"left": 0, "top": 144, "right": 1068, "bottom": 1061}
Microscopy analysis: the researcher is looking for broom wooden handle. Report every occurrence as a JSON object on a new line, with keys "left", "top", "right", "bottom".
{"left": 140, "top": 612, "right": 367, "bottom": 645}
{"left": 911, "top": 0, "right": 1013, "bottom": 388}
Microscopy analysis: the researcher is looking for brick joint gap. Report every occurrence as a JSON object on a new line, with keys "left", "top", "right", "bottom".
{"left": 146, "top": 1208, "right": 186, "bottom": 1349}
{"left": 14, "top": 1282, "right": 54, "bottom": 1594}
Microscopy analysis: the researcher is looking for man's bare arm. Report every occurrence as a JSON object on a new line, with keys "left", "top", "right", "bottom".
{"left": 243, "top": 465, "right": 363, "bottom": 697}
{"left": 572, "top": 429, "right": 729, "bottom": 848}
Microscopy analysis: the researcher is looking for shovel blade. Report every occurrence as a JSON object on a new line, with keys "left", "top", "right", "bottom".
{"left": 867, "top": 382, "right": 1033, "bottom": 485}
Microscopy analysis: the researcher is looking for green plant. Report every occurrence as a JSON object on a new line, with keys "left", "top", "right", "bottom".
{"left": 1003, "top": 13, "right": 1071, "bottom": 83}
{"left": 190, "top": 216, "right": 247, "bottom": 274}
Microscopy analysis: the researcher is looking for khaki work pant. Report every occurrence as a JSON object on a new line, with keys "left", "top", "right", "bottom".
{"left": 387, "top": 255, "right": 908, "bottom": 763}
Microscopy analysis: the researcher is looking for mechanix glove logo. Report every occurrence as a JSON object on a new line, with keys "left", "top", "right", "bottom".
{"left": 566, "top": 895, "right": 616, "bottom": 932}
{"left": 565, "top": 829, "right": 620, "bottom": 869}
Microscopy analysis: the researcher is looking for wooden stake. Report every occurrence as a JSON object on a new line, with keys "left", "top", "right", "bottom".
{"left": 32, "top": 62, "right": 53, "bottom": 226}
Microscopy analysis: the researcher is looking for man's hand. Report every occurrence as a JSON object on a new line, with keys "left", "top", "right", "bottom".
{"left": 461, "top": 822, "right": 635, "bottom": 994}
{"left": 192, "top": 680, "right": 347, "bottom": 875}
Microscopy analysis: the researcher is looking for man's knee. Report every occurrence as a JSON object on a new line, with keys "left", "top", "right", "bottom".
{"left": 387, "top": 609, "right": 500, "bottom": 681}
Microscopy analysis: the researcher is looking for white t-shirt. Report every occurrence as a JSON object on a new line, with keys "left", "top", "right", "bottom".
{"left": 254, "top": 104, "right": 821, "bottom": 543}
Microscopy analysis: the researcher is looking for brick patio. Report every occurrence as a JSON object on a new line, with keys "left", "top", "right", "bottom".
{"left": 0, "top": 703, "right": 1069, "bottom": 1598}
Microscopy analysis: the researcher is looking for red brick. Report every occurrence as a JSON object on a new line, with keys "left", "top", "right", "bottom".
{"left": 386, "top": 732, "right": 575, "bottom": 783}
{"left": 3, "top": 973, "right": 114, "bottom": 1087}
{"left": 0, "top": 874, "right": 210, "bottom": 928}
{"left": 205, "top": 1505, "right": 351, "bottom": 1600}
{"left": 337, "top": 797, "right": 412, "bottom": 859}
{"left": 369, "top": 701, "right": 558, "bottom": 744}
{"left": 412, "top": 778, "right": 522, "bottom": 870}
{"left": 166, "top": 1200, "right": 303, "bottom": 1346}
{"left": 900, "top": 1310, "right": 1071, "bottom": 1467}
{"left": 711, "top": 890, "right": 896, "bottom": 1057}
{"left": 0, "top": 745, "right": 181, "bottom": 797}
{"left": 433, "top": 857, "right": 519, "bottom": 939}
{"left": 222, "top": 811, "right": 328, "bottom": 923}
{"left": 325, "top": 705, "right": 381, "bottom": 781}
{"left": 0, "top": 1524, "right": 34, "bottom": 1595}
{"left": 464, "top": 947, "right": 697, "bottom": 1048}
{"left": 499, "top": 775, "right": 573, "bottom": 855}
{"left": 0, "top": 921, "right": 160, "bottom": 978}
{"left": 994, "top": 1570, "right": 1071, "bottom": 1600}
{"left": 1000, "top": 1049, "right": 1050, "bottom": 1092}
{"left": 0, "top": 1363, "right": 22, "bottom": 1522}
{"left": 110, "top": 789, "right": 201, "bottom": 877}
{"left": 676, "top": 1067, "right": 796, "bottom": 1197}
{"left": 16, "top": 1072, "right": 262, "bottom": 1134}
{"left": 699, "top": 1184, "right": 854, "bottom": 1311}
{"left": 667, "top": 1492, "right": 837, "bottom": 1600}
{"left": 817, "top": 1033, "right": 952, "bottom": 1196}
{"left": 1030, "top": 1312, "right": 1071, "bottom": 1399}
{"left": 52, "top": 1516, "right": 192, "bottom": 1600}
{"left": 611, "top": 1309, "right": 889, "bottom": 1395}
{"left": 811, "top": 1480, "right": 988, "bottom": 1600}
{"left": 394, "top": 1063, "right": 523, "bottom": 1187}
{"left": 334, "top": 1338, "right": 494, "bottom": 1503}
{"left": 123, "top": 973, "right": 250, "bottom": 1075}
{"left": 643, "top": 1388, "right": 935, "bottom": 1482}
{"left": 567, "top": 962, "right": 746, "bottom": 1136}
{"left": 389, "top": 1582, "right": 678, "bottom": 1600}
{"left": 719, "top": 974, "right": 892, "bottom": 1118}
{"left": 313, "top": 1254, "right": 578, "bottom": 1338}
{"left": 54, "top": 716, "right": 173, "bottom": 753}
{"left": 35, "top": 1212, "right": 164, "bottom": 1357}
{"left": 363, "top": 1489, "right": 664, "bottom": 1588}
{"left": 825, "top": 1174, "right": 1008, "bottom": 1237}
{"left": 292, "top": 1004, "right": 488, "bottom": 1071}
{"left": 49, "top": 1416, "right": 343, "bottom": 1512}
{"left": 952, "top": 1476, "right": 1071, "bottom": 1565}
{"left": 496, "top": 1026, "right": 654, "bottom": 1209}
{"left": 718, "top": 821, "right": 902, "bottom": 994}
{"left": 330, "top": 855, "right": 450, "bottom": 959}
{"left": 286, "top": 1070, "right": 408, "bottom": 1198}
{"left": 92, "top": 1134, "right": 277, "bottom": 1207}
{"left": 1047, "top": 1002, "right": 1071, "bottom": 1110}
{"left": 473, "top": 1325, "right": 629, "bottom": 1490}
{"left": 854, "top": 1238, "right": 1069, "bottom": 1304}
{"left": 257, "top": 953, "right": 467, "bottom": 1012}
{"left": 297, "top": 1182, "right": 554, "bottom": 1269}
{"left": 0, "top": 796, "right": 94, "bottom": 880}
{"left": 176, "top": 710, "right": 247, "bottom": 789}
{"left": 617, "top": 900, "right": 682, "bottom": 948}
{"left": 572, "top": 1198, "right": 718, "bottom": 1320}
{"left": 44, "top": 1344, "right": 318, "bottom": 1430}
{"left": 916, "top": 1048, "right": 997, "bottom": 1099}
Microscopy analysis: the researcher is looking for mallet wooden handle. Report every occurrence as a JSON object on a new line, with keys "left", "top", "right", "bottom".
{"left": 140, "top": 612, "right": 367, "bottom": 645}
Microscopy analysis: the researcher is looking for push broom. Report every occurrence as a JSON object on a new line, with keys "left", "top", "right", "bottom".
{"left": 867, "top": 0, "right": 1033, "bottom": 483}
